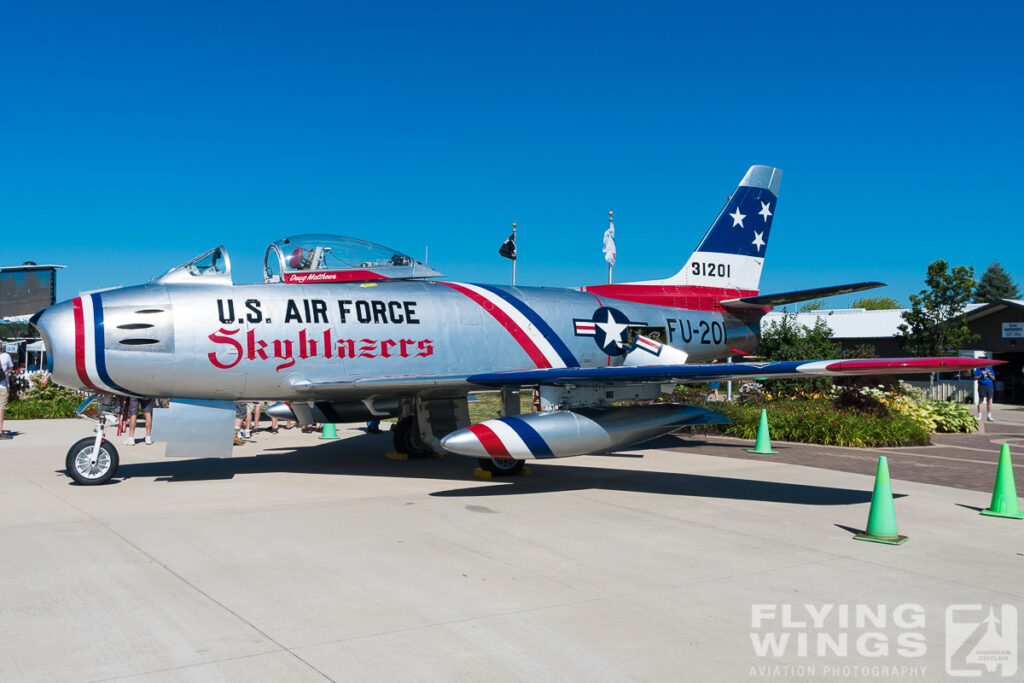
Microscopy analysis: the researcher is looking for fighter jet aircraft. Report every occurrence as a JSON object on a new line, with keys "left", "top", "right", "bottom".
{"left": 32, "top": 165, "right": 995, "bottom": 484}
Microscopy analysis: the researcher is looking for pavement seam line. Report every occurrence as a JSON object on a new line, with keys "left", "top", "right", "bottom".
{"left": 89, "top": 648, "right": 314, "bottom": 683}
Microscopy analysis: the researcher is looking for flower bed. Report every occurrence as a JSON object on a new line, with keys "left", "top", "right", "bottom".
{"left": 713, "top": 398, "right": 930, "bottom": 447}
{"left": 5, "top": 373, "right": 86, "bottom": 419}
{"left": 673, "top": 381, "right": 977, "bottom": 448}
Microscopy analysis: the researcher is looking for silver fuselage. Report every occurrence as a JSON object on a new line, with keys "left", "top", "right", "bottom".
{"left": 34, "top": 280, "right": 761, "bottom": 401}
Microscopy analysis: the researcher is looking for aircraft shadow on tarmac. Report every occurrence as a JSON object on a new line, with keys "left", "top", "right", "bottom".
{"left": 100, "top": 434, "right": 881, "bottom": 507}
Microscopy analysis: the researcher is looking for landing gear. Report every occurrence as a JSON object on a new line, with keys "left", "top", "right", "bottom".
{"left": 392, "top": 416, "right": 433, "bottom": 457}
{"left": 476, "top": 457, "right": 525, "bottom": 476}
{"left": 66, "top": 437, "right": 119, "bottom": 485}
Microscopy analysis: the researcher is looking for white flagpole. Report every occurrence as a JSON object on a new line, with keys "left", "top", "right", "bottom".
{"left": 512, "top": 223, "right": 517, "bottom": 286}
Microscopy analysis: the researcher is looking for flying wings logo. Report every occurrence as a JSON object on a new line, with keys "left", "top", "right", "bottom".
{"left": 574, "top": 307, "right": 647, "bottom": 356}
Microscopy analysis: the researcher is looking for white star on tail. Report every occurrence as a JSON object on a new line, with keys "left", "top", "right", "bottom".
{"left": 759, "top": 201, "right": 772, "bottom": 221}
{"left": 729, "top": 208, "right": 746, "bottom": 227}
{"left": 752, "top": 231, "right": 765, "bottom": 252}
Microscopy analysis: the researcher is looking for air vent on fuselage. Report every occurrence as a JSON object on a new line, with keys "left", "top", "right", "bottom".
{"left": 103, "top": 302, "right": 174, "bottom": 354}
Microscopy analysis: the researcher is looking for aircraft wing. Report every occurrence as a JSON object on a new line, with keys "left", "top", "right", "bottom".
{"left": 719, "top": 282, "right": 885, "bottom": 309}
{"left": 287, "top": 356, "right": 998, "bottom": 395}
{"left": 289, "top": 374, "right": 473, "bottom": 397}
{"left": 466, "top": 357, "right": 999, "bottom": 387}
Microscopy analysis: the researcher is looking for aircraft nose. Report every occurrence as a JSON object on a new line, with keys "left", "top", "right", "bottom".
{"left": 31, "top": 299, "right": 84, "bottom": 390}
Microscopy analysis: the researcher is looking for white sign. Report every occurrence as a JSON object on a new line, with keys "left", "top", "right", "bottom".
{"left": 1002, "top": 322, "right": 1024, "bottom": 338}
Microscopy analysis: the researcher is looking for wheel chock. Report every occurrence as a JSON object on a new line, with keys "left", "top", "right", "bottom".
{"left": 386, "top": 451, "right": 409, "bottom": 461}
{"left": 473, "top": 466, "right": 531, "bottom": 479}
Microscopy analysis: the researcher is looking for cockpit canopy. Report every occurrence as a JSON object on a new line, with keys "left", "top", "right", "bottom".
{"left": 151, "top": 234, "right": 442, "bottom": 287}
{"left": 152, "top": 246, "right": 233, "bottom": 285}
{"left": 263, "top": 234, "right": 442, "bottom": 283}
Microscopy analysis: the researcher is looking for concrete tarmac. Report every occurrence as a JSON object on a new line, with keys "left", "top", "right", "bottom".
{"left": 668, "top": 402, "right": 1024, "bottom": 494}
{"left": 1, "top": 418, "right": 1021, "bottom": 681}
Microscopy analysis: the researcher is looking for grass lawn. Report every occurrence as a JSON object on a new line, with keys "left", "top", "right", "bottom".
{"left": 468, "top": 391, "right": 535, "bottom": 424}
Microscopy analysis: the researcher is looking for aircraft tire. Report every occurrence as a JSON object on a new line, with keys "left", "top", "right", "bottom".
{"left": 65, "top": 437, "right": 119, "bottom": 485}
{"left": 393, "top": 416, "right": 432, "bottom": 457}
{"left": 477, "top": 457, "right": 525, "bottom": 476}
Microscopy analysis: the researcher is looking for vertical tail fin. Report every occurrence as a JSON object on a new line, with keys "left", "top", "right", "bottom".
{"left": 584, "top": 165, "right": 781, "bottom": 310}
{"left": 636, "top": 165, "right": 781, "bottom": 291}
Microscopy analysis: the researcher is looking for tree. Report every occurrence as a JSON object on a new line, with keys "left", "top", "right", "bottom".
{"left": 973, "top": 262, "right": 1019, "bottom": 303}
{"left": 0, "top": 321, "right": 32, "bottom": 337}
{"left": 757, "top": 312, "right": 841, "bottom": 393}
{"left": 797, "top": 299, "right": 826, "bottom": 312}
{"left": 851, "top": 296, "right": 900, "bottom": 310}
{"left": 897, "top": 260, "right": 978, "bottom": 357}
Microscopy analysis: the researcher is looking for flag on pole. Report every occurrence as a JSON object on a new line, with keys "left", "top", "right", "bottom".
{"left": 498, "top": 232, "right": 516, "bottom": 260}
{"left": 602, "top": 218, "right": 616, "bottom": 266}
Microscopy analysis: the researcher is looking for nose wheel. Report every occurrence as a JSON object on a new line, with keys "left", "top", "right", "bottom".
{"left": 66, "top": 437, "right": 120, "bottom": 485}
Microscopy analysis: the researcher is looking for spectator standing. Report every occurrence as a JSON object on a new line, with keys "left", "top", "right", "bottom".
{"left": 0, "top": 349, "right": 13, "bottom": 439}
{"left": 233, "top": 402, "right": 247, "bottom": 445}
{"left": 974, "top": 364, "right": 996, "bottom": 422}
{"left": 124, "top": 397, "right": 156, "bottom": 445}
{"left": 241, "top": 402, "right": 257, "bottom": 438}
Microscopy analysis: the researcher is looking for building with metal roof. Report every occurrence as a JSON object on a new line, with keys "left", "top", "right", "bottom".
{"left": 764, "top": 301, "right": 1024, "bottom": 402}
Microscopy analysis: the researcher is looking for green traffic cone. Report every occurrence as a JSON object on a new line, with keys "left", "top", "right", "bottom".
{"left": 980, "top": 444, "right": 1024, "bottom": 519}
{"left": 319, "top": 423, "right": 339, "bottom": 439}
{"left": 746, "top": 409, "right": 777, "bottom": 454}
{"left": 854, "top": 456, "right": 908, "bottom": 545}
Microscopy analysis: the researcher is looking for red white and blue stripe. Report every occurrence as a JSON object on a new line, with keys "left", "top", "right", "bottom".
{"left": 72, "top": 293, "right": 134, "bottom": 395}
{"left": 633, "top": 335, "right": 662, "bottom": 355}
{"left": 442, "top": 282, "right": 578, "bottom": 369}
{"left": 460, "top": 417, "right": 556, "bottom": 459}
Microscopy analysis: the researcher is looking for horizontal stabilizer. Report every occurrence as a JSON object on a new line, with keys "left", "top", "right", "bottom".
{"left": 468, "top": 357, "right": 1002, "bottom": 388}
{"left": 720, "top": 282, "right": 885, "bottom": 309}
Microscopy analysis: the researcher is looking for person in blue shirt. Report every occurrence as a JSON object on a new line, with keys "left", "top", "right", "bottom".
{"left": 707, "top": 381, "right": 721, "bottom": 401}
{"left": 974, "top": 365, "right": 996, "bottom": 422}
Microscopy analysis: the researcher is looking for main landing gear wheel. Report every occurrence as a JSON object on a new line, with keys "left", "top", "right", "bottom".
{"left": 392, "top": 416, "right": 432, "bottom": 458}
{"left": 66, "top": 437, "right": 119, "bottom": 485}
{"left": 477, "top": 457, "right": 525, "bottom": 476}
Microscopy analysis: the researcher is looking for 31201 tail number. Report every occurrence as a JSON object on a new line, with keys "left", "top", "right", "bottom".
{"left": 692, "top": 262, "right": 731, "bottom": 278}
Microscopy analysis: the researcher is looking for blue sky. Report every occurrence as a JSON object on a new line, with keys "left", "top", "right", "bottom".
{"left": 3, "top": 1, "right": 1022, "bottom": 308}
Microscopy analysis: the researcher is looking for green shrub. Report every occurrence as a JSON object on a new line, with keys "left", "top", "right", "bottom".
{"left": 926, "top": 399, "right": 978, "bottom": 433}
{"left": 5, "top": 375, "right": 85, "bottom": 419}
{"left": 712, "top": 398, "right": 930, "bottom": 448}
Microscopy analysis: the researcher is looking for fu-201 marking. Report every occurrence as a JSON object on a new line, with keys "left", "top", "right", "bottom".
{"left": 667, "top": 318, "right": 725, "bottom": 345}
